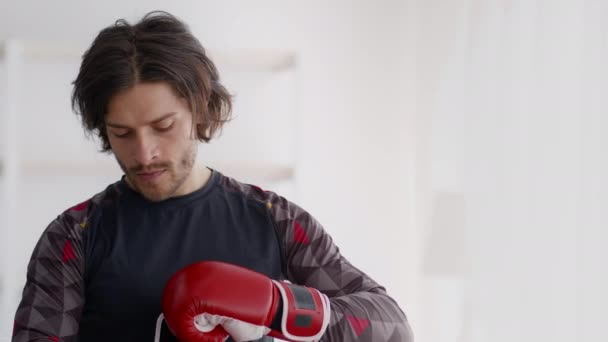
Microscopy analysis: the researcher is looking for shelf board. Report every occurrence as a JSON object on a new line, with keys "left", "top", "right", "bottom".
{"left": 19, "top": 159, "right": 122, "bottom": 176}
{"left": 209, "top": 49, "right": 295, "bottom": 72}
{"left": 13, "top": 159, "right": 295, "bottom": 183}
{"left": 208, "top": 161, "right": 295, "bottom": 183}
{"left": 0, "top": 40, "right": 296, "bottom": 72}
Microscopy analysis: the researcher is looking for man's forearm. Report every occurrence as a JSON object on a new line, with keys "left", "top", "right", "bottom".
{"left": 322, "top": 289, "right": 413, "bottom": 341}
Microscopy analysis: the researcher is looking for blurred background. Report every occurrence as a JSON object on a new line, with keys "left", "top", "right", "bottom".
{"left": 1, "top": 0, "right": 607, "bottom": 341}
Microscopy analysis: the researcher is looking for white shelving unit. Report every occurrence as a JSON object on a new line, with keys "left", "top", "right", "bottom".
{"left": 0, "top": 39, "right": 300, "bottom": 337}
{"left": 19, "top": 159, "right": 295, "bottom": 181}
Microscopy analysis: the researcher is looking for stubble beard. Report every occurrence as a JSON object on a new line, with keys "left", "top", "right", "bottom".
{"left": 117, "top": 143, "right": 198, "bottom": 202}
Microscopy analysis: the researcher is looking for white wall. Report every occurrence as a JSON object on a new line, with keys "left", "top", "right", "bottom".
{"left": 11, "top": 1, "right": 608, "bottom": 342}
{"left": 0, "top": 0, "right": 419, "bottom": 339}
{"left": 414, "top": 1, "right": 608, "bottom": 342}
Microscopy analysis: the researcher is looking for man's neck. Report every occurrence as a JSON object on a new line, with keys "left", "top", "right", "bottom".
{"left": 180, "top": 165, "right": 212, "bottom": 197}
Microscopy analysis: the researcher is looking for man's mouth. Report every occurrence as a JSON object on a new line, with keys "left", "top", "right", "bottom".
{"left": 135, "top": 169, "right": 166, "bottom": 182}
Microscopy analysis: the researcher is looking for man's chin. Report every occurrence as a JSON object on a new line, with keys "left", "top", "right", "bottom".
{"left": 128, "top": 180, "right": 171, "bottom": 202}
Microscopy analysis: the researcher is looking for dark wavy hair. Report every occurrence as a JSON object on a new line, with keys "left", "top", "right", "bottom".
{"left": 72, "top": 11, "right": 232, "bottom": 152}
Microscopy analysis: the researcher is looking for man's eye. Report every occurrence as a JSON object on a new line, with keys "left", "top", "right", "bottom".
{"left": 112, "top": 130, "right": 131, "bottom": 138}
{"left": 155, "top": 122, "right": 174, "bottom": 132}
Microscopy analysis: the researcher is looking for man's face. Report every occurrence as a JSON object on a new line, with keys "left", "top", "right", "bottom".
{"left": 105, "top": 82, "right": 199, "bottom": 202}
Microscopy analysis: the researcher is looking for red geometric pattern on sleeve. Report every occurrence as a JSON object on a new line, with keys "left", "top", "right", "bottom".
{"left": 346, "top": 315, "right": 370, "bottom": 336}
{"left": 293, "top": 220, "right": 310, "bottom": 244}
{"left": 68, "top": 199, "right": 90, "bottom": 212}
{"left": 61, "top": 240, "right": 77, "bottom": 263}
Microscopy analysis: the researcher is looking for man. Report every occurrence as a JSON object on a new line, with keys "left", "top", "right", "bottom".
{"left": 12, "top": 11, "right": 413, "bottom": 342}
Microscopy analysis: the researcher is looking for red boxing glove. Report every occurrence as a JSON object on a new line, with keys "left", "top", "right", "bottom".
{"left": 161, "top": 261, "right": 330, "bottom": 342}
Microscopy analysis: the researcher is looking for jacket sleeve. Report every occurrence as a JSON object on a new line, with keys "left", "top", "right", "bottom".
{"left": 265, "top": 193, "right": 414, "bottom": 342}
{"left": 12, "top": 200, "right": 90, "bottom": 342}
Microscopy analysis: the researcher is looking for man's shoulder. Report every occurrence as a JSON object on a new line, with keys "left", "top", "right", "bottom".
{"left": 214, "top": 170, "right": 303, "bottom": 221}
{"left": 214, "top": 170, "right": 279, "bottom": 203}
{"left": 57, "top": 181, "right": 122, "bottom": 228}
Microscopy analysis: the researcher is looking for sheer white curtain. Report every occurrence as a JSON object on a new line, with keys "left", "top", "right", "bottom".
{"left": 412, "top": 1, "right": 608, "bottom": 341}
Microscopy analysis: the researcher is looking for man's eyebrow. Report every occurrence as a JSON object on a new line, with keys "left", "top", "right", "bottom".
{"left": 106, "top": 112, "right": 177, "bottom": 128}
{"left": 151, "top": 112, "right": 178, "bottom": 124}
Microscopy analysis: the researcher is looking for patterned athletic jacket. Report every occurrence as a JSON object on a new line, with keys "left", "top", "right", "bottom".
{"left": 12, "top": 169, "right": 413, "bottom": 341}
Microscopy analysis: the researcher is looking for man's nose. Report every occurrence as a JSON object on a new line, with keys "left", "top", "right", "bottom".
{"left": 133, "top": 132, "right": 159, "bottom": 166}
